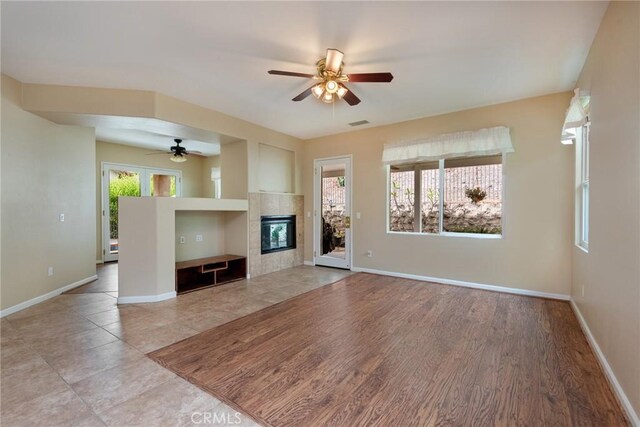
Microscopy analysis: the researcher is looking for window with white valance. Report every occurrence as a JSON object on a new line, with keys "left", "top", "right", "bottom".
{"left": 384, "top": 126, "right": 512, "bottom": 237}
{"left": 382, "top": 126, "right": 514, "bottom": 166}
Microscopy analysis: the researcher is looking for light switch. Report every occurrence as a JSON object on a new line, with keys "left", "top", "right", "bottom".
{"left": 179, "top": 236, "right": 186, "bottom": 244}
{"left": 59, "top": 213, "right": 65, "bottom": 222}
{"left": 356, "top": 212, "right": 361, "bottom": 219}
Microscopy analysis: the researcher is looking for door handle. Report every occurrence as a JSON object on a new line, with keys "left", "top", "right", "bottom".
{"left": 344, "top": 216, "right": 351, "bottom": 229}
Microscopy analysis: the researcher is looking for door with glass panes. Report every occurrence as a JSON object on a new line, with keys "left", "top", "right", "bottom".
{"left": 102, "top": 163, "right": 181, "bottom": 262}
{"left": 314, "top": 156, "right": 351, "bottom": 269}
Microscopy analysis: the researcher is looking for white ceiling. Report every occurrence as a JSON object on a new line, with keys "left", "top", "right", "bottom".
{"left": 1, "top": 1, "right": 607, "bottom": 140}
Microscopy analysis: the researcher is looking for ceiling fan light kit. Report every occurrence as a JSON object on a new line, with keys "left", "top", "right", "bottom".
{"left": 268, "top": 48, "right": 393, "bottom": 106}
{"left": 147, "top": 138, "right": 202, "bottom": 162}
{"left": 325, "top": 80, "right": 339, "bottom": 93}
{"left": 312, "top": 80, "right": 348, "bottom": 104}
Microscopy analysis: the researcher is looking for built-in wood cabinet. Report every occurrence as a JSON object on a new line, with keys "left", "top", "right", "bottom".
{"left": 175, "top": 254, "right": 246, "bottom": 294}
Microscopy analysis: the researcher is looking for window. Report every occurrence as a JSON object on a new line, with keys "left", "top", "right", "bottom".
{"left": 389, "top": 168, "right": 416, "bottom": 232}
{"left": 211, "top": 167, "right": 221, "bottom": 198}
{"left": 389, "top": 155, "right": 503, "bottom": 236}
{"left": 575, "top": 123, "right": 590, "bottom": 251}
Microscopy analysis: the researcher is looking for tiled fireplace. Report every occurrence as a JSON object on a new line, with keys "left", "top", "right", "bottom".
{"left": 249, "top": 193, "right": 303, "bottom": 277}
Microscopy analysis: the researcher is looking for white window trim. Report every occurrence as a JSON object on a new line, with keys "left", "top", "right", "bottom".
{"left": 575, "top": 124, "right": 589, "bottom": 252}
{"left": 386, "top": 155, "right": 505, "bottom": 239}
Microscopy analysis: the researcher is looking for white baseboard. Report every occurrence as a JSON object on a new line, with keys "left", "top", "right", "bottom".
{"left": 0, "top": 275, "right": 98, "bottom": 318}
{"left": 570, "top": 299, "right": 639, "bottom": 426}
{"left": 350, "top": 266, "right": 570, "bottom": 301}
{"left": 117, "top": 291, "right": 176, "bottom": 304}
{"left": 303, "top": 260, "right": 315, "bottom": 266}
{"left": 96, "top": 259, "right": 103, "bottom": 265}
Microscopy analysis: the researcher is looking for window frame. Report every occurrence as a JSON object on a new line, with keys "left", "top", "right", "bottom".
{"left": 386, "top": 155, "right": 505, "bottom": 239}
{"left": 575, "top": 123, "right": 590, "bottom": 252}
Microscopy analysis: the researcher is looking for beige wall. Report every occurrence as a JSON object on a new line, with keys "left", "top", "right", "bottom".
{"left": 1, "top": 75, "right": 96, "bottom": 311}
{"left": 304, "top": 92, "right": 574, "bottom": 296}
{"left": 152, "top": 93, "right": 304, "bottom": 195}
{"left": 175, "top": 211, "right": 226, "bottom": 262}
{"left": 258, "top": 144, "right": 295, "bottom": 193}
{"left": 220, "top": 140, "right": 248, "bottom": 199}
{"left": 21, "top": 84, "right": 305, "bottom": 196}
{"left": 573, "top": 1, "right": 640, "bottom": 419}
{"left": 95, "top": 140, "right": 207, "bottom": 261}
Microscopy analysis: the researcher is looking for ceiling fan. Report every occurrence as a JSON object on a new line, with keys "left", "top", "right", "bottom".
{"left": 147, "top": 139, "right": 201, "bottom": 163}
{"left": 268, "top": 48, "right": 393, "bottom": 106}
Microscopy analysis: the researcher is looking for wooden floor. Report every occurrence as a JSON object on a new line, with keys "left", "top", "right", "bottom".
{"left": 150, "top": 273, "right": 628, "bottom": 426}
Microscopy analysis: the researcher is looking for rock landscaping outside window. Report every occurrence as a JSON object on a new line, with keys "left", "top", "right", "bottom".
{"left": 389, "top": 156, "right": 503, "bottom": 235}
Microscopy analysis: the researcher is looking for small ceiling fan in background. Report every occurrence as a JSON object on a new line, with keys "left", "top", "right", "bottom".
{"left": 268, "top": 48, "right": 394, "bottom": 106}
{"left": 147, "top": 139, "right": 201, "bottom": 163}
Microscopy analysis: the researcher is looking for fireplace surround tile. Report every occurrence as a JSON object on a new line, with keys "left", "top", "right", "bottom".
{"left": 248, "top": 193, "right": 303, "bottom": 278}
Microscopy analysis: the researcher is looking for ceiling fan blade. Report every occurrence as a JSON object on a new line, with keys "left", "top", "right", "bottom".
{"left": 147, "top": 151, "right": 171, "bottom": 155}
{"left": 340, "top": 84, "right": 361, "bottom": 106}
{"left": 292, "top": 86, "right": 315, "bottom": 102}
{"left": 325, "top": 48, "right": 344, "bottom": 73}
{"left": 185, "top": 150, "right": 203, "bottom": 156}
{"left": 268, "top": 70, "right": 315, "bottom": 79}
{"left": 347, "top": 72, "right": 394, "bottom": 83}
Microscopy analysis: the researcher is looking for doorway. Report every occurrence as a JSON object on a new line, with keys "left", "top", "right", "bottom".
{"left": 101, "top": 162, "right": 182, "bottom": 262}
{"left": 314, "top": 156, "right": 352, "bottom": 269}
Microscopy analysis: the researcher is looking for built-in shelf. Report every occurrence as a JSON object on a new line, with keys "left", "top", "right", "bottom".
{"left": 175, "top": 254, "right": 246, "bottom": 294}
{"left": 118, "top": 197, "right": 248, "bottom": 303}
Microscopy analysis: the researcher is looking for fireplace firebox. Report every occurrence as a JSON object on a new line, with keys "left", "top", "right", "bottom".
{"left": 261, "top": 215, "right": 296, "bottom": 255}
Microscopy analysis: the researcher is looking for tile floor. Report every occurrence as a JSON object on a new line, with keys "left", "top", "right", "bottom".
{"left": 0, "top": 264, "right": 352, "bottom": 426}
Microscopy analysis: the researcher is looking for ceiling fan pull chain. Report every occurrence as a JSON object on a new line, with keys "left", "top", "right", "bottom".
{"left": 332, "top": 98, "right": 339, "bottom": 120}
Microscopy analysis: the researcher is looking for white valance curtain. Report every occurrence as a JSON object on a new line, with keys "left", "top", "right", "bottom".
{"left": 562, "top": 88, "right": 590, "bottom": 134}
{"left": 382, "top": 126, "right": 514, "bottom": 165}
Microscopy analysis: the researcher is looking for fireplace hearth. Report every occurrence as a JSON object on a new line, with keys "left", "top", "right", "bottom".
{"left": 261, "top": 215, "right": 296, "bottom": 255}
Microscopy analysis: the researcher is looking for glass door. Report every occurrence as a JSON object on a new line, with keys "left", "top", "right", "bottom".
{"left": 102, "top": 163, "right": 182, "bottom": 262}
{"left": 103, "top": 165, "right": 143, "bottom": 262}
{"left": 149, "top": 173, "right": 179, "bottom": 197}
{"left": 314, "top": 157, "right": 351, "bottom": 269}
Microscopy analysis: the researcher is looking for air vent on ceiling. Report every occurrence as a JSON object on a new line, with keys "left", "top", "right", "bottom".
{"left": 348, "top": 120, "right": 370, "bottom": 127}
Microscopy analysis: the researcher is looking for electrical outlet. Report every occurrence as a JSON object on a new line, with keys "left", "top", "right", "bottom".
{"left": 356, "top": 212, "right": 361, "bottom": 219}
{"left": 366, "top": 250, "right": 373, "bottom": 258}
{"left": 195, "top": 234, "right": 203, "bottom": 242}
{"left": 179, "top": 236, "right": 186, "bottom": 244}
{"left": 47, "top": 267, "right": 54, "bottom": 276}
{"left": 59, "top": 213, "right": 65, "bottom": 222}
